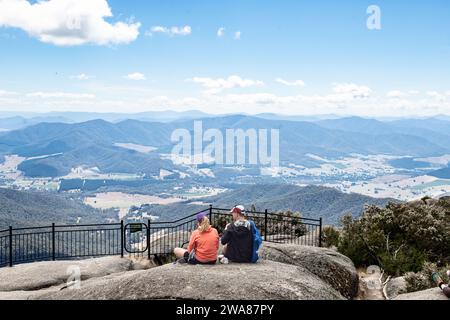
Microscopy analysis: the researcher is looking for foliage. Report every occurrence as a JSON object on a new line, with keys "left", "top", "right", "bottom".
{"left": 337, "top": 199, "right": 450, "bottom": 276}
{"left": 404, "top": 262, "right": 450, "bottom": 293}
{"left": 253, "top": 210, "right": 308, "bottom": 238}
{"left": 212, "top": 214, "right": 233, "bottom": 235}
{"left": 321, "top": 226, "right": 340, "bottom": 248}
{"left": 211, "top": 209, "right": 307, "bottom": 238}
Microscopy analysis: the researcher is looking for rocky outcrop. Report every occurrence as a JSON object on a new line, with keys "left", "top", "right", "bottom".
{"left": 394, "top": 288, "right": 449, "bottom": 300}
{"left": 0, "top": 256, "right": 133, "bottom": 292}
{"left": 259, "top": 243, "right": 359, "bottom": 299}
{"left": 384, "top": 277, "right": 407, "bottom": 300}
{"left": 148, "top": 230, "right": 191, "bottom": 254}
{"left": 35, "top": 260, "right": 345, "bottom": 300}
{"left": 0, "top": 242, "right": 359, "bottom": 300}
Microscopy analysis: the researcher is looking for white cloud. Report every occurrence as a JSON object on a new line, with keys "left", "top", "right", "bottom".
{"left": 387, "top": 90, "right": 407, "bottom": 98}
{"left": 137, "top": 95, "right": 202, "bottom": 109}
{"left": 234, "top": 31, "right": 241, "bottom": 40}
{"left": 332, "top": 83, "right": 372, "bottom": 98}
{"left": 387, "top": 90, "right": 421, "bottom": 98}
{"left": 70, "top": 73, "right": 93, "bottom": 80}
{"left": 147, "top": 25, "right": 191, "bottom": 37}
{"left": 427, "top": 91, "right": 448, "bottom": 102}
{"left": 0, "top": 0, "right": 140, "bottom": 46}
{"left": 217, "top": 27, "right": 225, "bottom": 37}
{"left": 125, "top": 72, "right": 146, "bottom": 81}
{"left": 27, "top": 92, "right": 95, "bottom": 99}
{"left": 0, "top": 90, "right": 17, "bottom": 96}
{"left": 275, "top": 78, "right": 305, "bottom": 87}
{"left": 190, "top": 75, "right": 264, "bottom": 94}
{"left": 3, "top": 81, "right": 450, "bottom": 118}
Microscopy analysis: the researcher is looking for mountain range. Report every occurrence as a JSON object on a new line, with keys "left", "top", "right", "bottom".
{"left": 1, "top": 114, "right": 450, "bottom": 178}
{"left": 0, "top": 110, "right": 212, "bottom": 130}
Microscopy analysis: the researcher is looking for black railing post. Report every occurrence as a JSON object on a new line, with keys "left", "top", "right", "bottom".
{"left": 147, "top": 219, "right": 151, "bottom": 260}
{"left": 52, "top": 223, "right": 56, "bottom": 261}
{"left": 319, "top": 218, "right": 323, "bottom": 247}
{"left": 120, "top": 220, "right": 124, "bottom": 258}
{"left": 264, "top": 209, "right": 268, "bottom": 241}
{"left": 8, "top": 226, "right": 12, "bottom": 267}
{"left": 209, "top": 204, "right": 213, "bottom": 224}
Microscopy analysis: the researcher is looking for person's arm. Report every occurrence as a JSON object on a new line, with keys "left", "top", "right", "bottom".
{"left": 221, "top": 226, "right": 232, "bottom": 245}
{"left": 187, "top": 231, "right": 197, "bottom": 252}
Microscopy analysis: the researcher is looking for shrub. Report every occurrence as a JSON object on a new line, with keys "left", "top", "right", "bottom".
{"left": 266, "top": 210, "right": 308, "bottom": 237}
{"left": 212, "top": 215, "right": 233, "bottom": 235}
{"left": 337, "top": 199, "right": 450, "bottom": 276}
{"left": 404, "top": 262, "right": 450, "bottom": 292}
{"left": 321, "top": 226, "right": 340, "bottom": 248}
{"left": 212, "top": 210, "right": 308, "bottom": 238}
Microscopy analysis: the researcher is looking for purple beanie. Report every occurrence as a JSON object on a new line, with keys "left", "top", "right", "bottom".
{"left": 196, "top": 211, "right": 207, "bottom": 222}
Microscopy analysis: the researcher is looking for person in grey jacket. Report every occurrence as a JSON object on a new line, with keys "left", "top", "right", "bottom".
{"left": 220, "top": 205, "right": 253, "bottom": 263}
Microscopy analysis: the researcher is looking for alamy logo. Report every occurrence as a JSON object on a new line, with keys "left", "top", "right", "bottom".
{"left": 66, "top": 265, "right": 81, "bottom": 290}
{"left": 170, "top": 121, "right": 279, "bottom": 167}
{"left": 367, "top": 5, "right": 382, "bottom": 30}
{"left": 66, "top": 9, "right": 81, "bottom": 30}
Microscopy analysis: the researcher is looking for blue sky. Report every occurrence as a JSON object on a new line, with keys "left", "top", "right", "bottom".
{"left": 0, "top": 0, "right": 449, "bottom": 116}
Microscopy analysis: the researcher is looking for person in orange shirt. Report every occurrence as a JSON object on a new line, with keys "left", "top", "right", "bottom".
{"left": 173, "top": 211, "right": 219, "bottom": 264}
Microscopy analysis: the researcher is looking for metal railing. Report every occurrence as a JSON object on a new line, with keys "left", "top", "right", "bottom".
{"left": 0, "top": 222, "right": 123, "bottom": 267}
{"left": 0, "top": 206, "right": 322, "bottom": 267}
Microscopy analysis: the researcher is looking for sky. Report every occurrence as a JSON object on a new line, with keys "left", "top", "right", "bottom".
{"left": 0, "top": 0, "right": 449, "bottom": 117}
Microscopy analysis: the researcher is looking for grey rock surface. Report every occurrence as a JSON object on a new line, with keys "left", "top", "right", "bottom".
{"left": 35, "top": 260, "right": 345, "bottom": 300}
{"left": 385, "top": 277, "right": 407, "bottom": 300}
{"left": 394, "top": 288, "right": 449, "bottom": 300}
{"left": 0, "top": 256, "right": 132, "bottom": 292}
{"left": 259, "top": 242, "right": 359, "bottom": 299}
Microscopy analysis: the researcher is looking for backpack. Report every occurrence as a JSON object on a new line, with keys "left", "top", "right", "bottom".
{"left": 249, "top": 220, "right": 263, "bottom": 263}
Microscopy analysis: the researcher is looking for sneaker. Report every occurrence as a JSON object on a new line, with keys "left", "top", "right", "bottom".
{"left": 220, "top": 256, "right": 229, "bottom": 264}
{"left": 175, "top": 257, "right": 187, "bottom": 264}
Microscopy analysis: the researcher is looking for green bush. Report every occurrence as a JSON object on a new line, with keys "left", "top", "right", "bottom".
{"left": 321, "top": 226, "right": 340, "bottom": 248}
{"left": 404, "top": 262, "right": 450, "bottom": 292}
{"left": 337, "top": 199, "right": 450, "bottom": 276}
{"left": 267, "top": 210, "right": 308, "bottom": 237}
{"left": 212, "top": 210, "right": 308, "bottom": 238}
{"left": 212, "top": 215, "right": 233, "bottom": 235}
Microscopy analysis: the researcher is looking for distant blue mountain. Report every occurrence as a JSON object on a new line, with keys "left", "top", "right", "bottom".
{"left": 428, "top": 167, "right": 450, "bottom": 179}
{"left": 0, "top": 115, "right": 73, "bottom": 131}
{"left": 1, "top": 115, "right": 450, "bottom": 178}
{"left": 0, "top": 110, "right": 212, "bottom": 125}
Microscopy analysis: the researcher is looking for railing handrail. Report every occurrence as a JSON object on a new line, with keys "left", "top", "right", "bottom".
{"left": 8, "top": 225, "right": 52, "bottom": 231}
{"left": 150, "top": 208, "right": 210, "bottom": 225}
{"left": 55, "top": 223, "right": 122, "bottom": 228}
{"left": 6, "top": 222, "right": 122, "bottom": 232}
